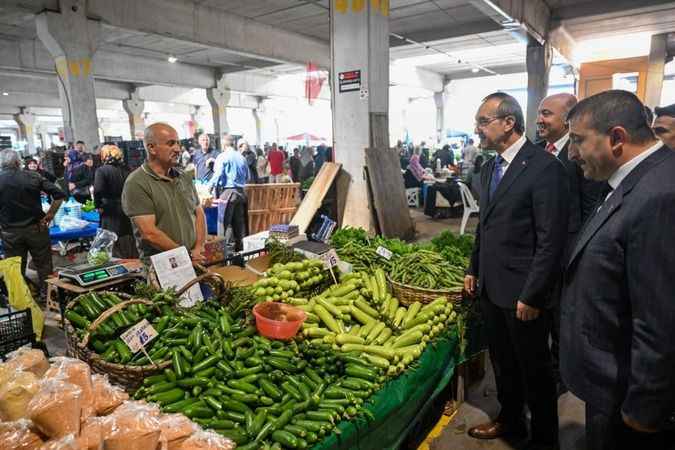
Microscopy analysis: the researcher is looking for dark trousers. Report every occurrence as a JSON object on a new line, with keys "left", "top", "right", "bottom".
{"left": 586, "top": 404, "right": 675, "bottom": 450}
{"left": 423, "top": 182, "right": 461, "bottom": 217}
{"left": 1, "top": 223, "right": 52, "bottom": 293}
{"left": 480, "top": 296, "right": 558, "bottom": 443}
{"left": 218, "top": 189, "right": 249, "bottom": 252}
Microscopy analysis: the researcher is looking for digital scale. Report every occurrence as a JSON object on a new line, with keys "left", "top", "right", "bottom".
{"left": 58, "top": 261, "right": 131, "bottom": 287}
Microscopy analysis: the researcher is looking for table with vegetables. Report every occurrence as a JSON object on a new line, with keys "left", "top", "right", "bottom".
{"left": 62, "top": 228, "right": 474, "bottom": 449}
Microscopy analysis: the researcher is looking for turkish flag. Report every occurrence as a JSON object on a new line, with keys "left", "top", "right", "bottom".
{"left": 305, "top": 62, "right": 325, "bottom": 105}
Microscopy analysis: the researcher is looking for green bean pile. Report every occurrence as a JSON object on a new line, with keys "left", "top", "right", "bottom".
{"left": 335, "top": 240, "right": 392, "bottom": 273}
{"left": 390, "top": 250, "right": 464, "bottom": 291}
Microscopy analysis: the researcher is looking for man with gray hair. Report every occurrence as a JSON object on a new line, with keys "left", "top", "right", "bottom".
{"left": 0, "top": 149, "right": 65, "bottom": 297}
{"left": 465, "top": 92, "right": 568, "bottom": 450}
{"left": 122, "top": 123, "right": 206, "bottom": 264}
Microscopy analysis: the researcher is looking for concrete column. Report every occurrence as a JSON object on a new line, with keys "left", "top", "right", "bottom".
{"left": 645, "top": 33, "right": 670, "bottom": 109}
{"left": 36, "top": 0, "right": 101, "bottom": 150}
{"left": 252, "top": 97, "right": 264, "bottom": 147}
{"left": 526, "top": 38, "right": 552, "bottom": 142}
{"left": 122, "top": 89, "right": 146, "bottom": 140}
{"left": 206, "top": 78, "right": 231, "bottom": 148}
{"left": 36, "top": 124, "right": 50, "bottom": 151}
{"left": 433, "top": 91, "right": 446, "bottom": 145}
{"left": 331, "top": 0, "right": 390, "bottom": 231}
{"left": 13, "top": 107, "right": 36, "bottom": 154}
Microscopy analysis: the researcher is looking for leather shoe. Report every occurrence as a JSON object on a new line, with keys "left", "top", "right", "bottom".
{"left": 467, "top": 421, "right": 528, "bottom": 440}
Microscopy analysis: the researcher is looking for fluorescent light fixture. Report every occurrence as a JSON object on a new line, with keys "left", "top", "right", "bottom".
{"left": 167, "top": 55, "right": 177, "bottom": 63}
{"left": 472, "top": 67, "right": 480, "bottom": 73}
{"left": 1, "top": 92, "right": 7, "bottom": 96}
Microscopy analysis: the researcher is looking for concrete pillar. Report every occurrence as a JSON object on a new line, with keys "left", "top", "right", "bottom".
{"left": 36, "top": 0, "right": 101, "bottom": 150}
{"left": 645, "top": 33, "right": 670, "bottom": 109}
{"left": 123, "top": 89, "right": 146, "bottom": 140}
{"left": 433, "top": 91, "right": 446, "bottom": 145}
{"left": 331, "top": 0, "right": 390, "bottom": 231}
{"left": 13, "top": 107, "right": 36, "bottom": 154}
{"left": 36, "top": 124, "right": 50, "bottom": 151}
{"left": 526, "top": 38, "right": 552, "bottom": 142}
{"left": 252, "top": 97, "right": 264, "bottom": 147}
{"left": 206, "top": 78, "right": 231, "bottom": 149}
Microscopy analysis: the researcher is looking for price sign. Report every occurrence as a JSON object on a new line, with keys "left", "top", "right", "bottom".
{"left": 321, "top": 249, "right": 340, "bottom": 269}
{"left": 121, "top": 319, "right": 158, "bottom": 353}
{"left": 376, "top": 246, "right": 393, "bottom": 260}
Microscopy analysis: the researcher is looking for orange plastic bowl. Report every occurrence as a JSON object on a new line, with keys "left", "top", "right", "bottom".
{"left": 253, "top": 302, "right": 307, "bottom": 340}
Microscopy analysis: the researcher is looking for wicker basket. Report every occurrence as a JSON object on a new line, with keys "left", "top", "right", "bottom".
{"left": 387, "top": 275, "right": 463, "bottom": 306}
{"left": 64, "top": 293, "right": 171, "bottom": 392}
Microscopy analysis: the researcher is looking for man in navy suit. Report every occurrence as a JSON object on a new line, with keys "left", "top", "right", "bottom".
{"left": 562, "top": 90, "right": 675, "bottom": 450}
{"left": 536, "top": 93, "right": 604, "bottom": 396}
{"left": 465, "top": 93, "right": 568, "bottom": 450}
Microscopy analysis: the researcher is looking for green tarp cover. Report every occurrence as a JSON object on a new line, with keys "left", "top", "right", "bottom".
{"left": 313, "top": 332, "right": 459, "bottom": 450}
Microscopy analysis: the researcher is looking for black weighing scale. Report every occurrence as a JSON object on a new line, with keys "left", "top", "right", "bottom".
{"left": 57, "top": 260, "right": 131, "bottom": 287}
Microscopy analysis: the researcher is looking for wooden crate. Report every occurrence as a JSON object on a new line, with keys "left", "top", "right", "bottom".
{"left": 245, "top": 183, "right": 300, "bottom": 234}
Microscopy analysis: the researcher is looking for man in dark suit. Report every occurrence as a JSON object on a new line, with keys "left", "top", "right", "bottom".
{"left": 465, "top": 93, "right": 568, "bottom": 450}
{"left": 536, "top": 93, "right": 604, "bottom": 396}
{"left": 562, "top": 90, "right": 675, "bottom": 450}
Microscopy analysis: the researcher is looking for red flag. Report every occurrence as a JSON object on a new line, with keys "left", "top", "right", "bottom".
{"left": 305, "top": 62, "right": 325, "bottom": 105}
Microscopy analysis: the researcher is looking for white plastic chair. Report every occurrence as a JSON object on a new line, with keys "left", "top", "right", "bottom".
{"left": 458, "top": 181, "right": 479, "bottom": 235}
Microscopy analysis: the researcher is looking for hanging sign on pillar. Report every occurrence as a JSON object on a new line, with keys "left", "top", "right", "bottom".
{"left": 338, "top": 70, "right": 361, "bottom": 93}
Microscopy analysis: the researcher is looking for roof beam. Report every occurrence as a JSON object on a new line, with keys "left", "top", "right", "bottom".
{"left": 389, "top": 19, "right": 502, "bottom": 47}
{"left": 470, "top": 0, "right": 550, "bottom": 43}
{"left": 553, "top": 0, "right": 675, "bottom": 21}
{"left": 447, "top": 63, "right": 526, "bottom": 80}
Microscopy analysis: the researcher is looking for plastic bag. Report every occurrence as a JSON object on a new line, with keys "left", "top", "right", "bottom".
{"left": 0, "top": 419, "right": 44, "bottom": 450}
{"left": 0, "top": 257, "right": 44, "bottom": 339}
{"left": 38, "top": 434, "right": 79, "bottom": 450}
{"left": 44, "top": 357, "right": 95, "bottom": 421}
{"left": 102, "top": 401, "right": 161, "bottom": 450}
{"left": 0, "top": 370, "right": 39, "bottom": 421}
{"left": 87, "top": 229, "right": 118, "bottom": 266}
{"left": 27, "top": 379, "right": 82, "bottom": 439}
{"left": 179, "top": 430, "right": 235, "bottom": 450}
{"left": 6, "top": 347, "right": 49, "bottom": 377}
{"left": 58, "top": 216, "right": 89, "bottom": 231}
{"left": 90, "top": 374, "right": 128, "bottom": 416}
{"left": 76, "top": 417, "right": 103, "bottom": 450}
{"left": 156, "top": 414, "right": 198, "bottom": 450}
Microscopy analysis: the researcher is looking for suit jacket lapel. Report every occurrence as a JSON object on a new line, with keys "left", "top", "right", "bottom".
{"left": 567, "top": 146, "right": 671, "bottom": 268}
{"left": 558, "top": 143, "right": 570, "bottom": 165}
{"left": 483, "top": 143, "right": 533, "bottom": 221}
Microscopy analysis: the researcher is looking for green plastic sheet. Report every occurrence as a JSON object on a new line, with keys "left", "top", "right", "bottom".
{"left": 312, "top": 332, "right": 459, "bottom": 450}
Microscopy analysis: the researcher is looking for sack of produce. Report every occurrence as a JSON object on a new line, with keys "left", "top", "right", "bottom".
{"left": 156, "top": 414, "right": 198, "bottom": 450}
{"left": 37, "top": 434, "right": 79, "bottom": 450}
{"left": 5, "top": 348, "right": 50, "bottom": 378}
{"left": 76, "top": 417, "right": 103, "bottom": 450}
{"left": 179, "top": 430, "right": 235, "bottom": 450}
{"left": 101, "top": 401, "right": 161, "bottom": 450}
{"left": 87, "top": 229, "right": 117, "bottom": 266}
{"left": 27, "top": 379, "right": 82, "bottom": 439}
{"left": 0, "top": 419, "right": 44, "bottom": 450}
{"left": 91, "top": 375, "right": 128, "bottom": 416}
{"left": 44, "top": 357, "right": 95, "bottom": 421}
{"left": 0, "top": 370, "right": 39, "bottom": 421}
{"left": 111, "top": 400, "right": 160, "bottom": 418}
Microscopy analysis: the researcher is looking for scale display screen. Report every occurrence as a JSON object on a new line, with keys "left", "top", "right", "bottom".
{"left": 59, "top": 262, "right": 130, "bottom": 287}
{"left": 81, "top": 270, "right": 109, "bottom": 283}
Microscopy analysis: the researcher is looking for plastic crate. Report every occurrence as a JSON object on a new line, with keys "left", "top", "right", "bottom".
{"left": 0, "top": 308, "right": 36, "bottom": 360}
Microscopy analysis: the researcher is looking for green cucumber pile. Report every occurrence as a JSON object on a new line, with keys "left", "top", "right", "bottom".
{"left": 284, "top": 268, "right": 457, "bottom": 377}
{"left": 251, "top": 259, "right": 327, "bottom": 302}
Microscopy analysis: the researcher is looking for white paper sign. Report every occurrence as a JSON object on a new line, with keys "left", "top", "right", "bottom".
{"left": 121, "top": 319, "right": 158, "bottom": 353}
{"left": 150, "top": 246, "right": 203, "bottom": 307}
{"left": 321, "top": 249, "right": 340, "bottom": 269}
{"left": 376, "top": 246, "right": 393, "bottom": 260}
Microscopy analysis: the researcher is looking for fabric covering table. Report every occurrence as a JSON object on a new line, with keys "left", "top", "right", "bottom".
{"left": 49, "top": 223, "right": 99, "bottom": 243}
{"left": 81, "top": 210, "right": 100, "bottom": 223}
{"left": 314, "top": 332, "right": 459, "bottom": 450}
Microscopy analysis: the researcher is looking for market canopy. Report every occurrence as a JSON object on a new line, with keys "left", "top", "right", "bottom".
{"left": 286, "top": 133, "right": 326, "bottom": 141}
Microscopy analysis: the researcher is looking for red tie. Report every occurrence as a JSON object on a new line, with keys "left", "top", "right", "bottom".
{"left": 546, "top": 142, "right": 556, "bottom": 154}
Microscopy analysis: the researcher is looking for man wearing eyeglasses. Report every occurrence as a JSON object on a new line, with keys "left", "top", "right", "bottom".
{"left": 122, "top": 123, "right": 206, "bottom": 265}
{"left": 465, "top": 93, "right": 568, "bottom": 450}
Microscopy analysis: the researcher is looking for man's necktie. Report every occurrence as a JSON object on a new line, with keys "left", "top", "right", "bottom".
{"left": 546, "top": 142, "right": 556, "bottom": 154}
{"left": 489, "top": 155, "right": 504, "bottom": 199}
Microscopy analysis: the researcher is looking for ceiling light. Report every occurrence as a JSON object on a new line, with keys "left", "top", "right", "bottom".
{"left": 471, "top": 68, "right": 480, "bottom": 73}
{"left": 167, "top": 55, "right": 177, "bottom": 63}
{"left": 2, "top": 92, "right": 8, "bottom": 96}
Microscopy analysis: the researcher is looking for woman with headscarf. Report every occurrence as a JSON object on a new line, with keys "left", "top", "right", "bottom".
{"left": 93, "top": 145, "right": 138, "bottom": 258}
{"left": 404, "top": 147, "right": 427, "bottom": 188}
{"left": 63, "top": 149, "right": 92, "bottom": 203}
{"left": 24, "top": 158, "right": 57, "bottom": 183}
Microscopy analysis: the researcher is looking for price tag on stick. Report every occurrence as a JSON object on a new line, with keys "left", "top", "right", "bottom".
{"left": 121, "top": 319, "right": 158, "bottom": 365}
{"left": 376, "top": 246, "right": 393, "bottom": 260}
{"left": 321, "top": 249, "right": 340, "bottom": 284}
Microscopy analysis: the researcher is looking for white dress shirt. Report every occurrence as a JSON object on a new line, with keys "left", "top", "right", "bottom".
{"left": 498, "top": 135, "right": 527, "bottom": 172}
{"left": 608, "top": 140, "right": 663, "bottom": 191}
{"left": 548, "top": 133, "right": 570, "bottom": 158}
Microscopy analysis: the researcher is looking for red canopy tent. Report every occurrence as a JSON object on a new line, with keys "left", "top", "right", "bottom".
{"left": 286, "top": 133, "right": 326, "bottom": 142}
